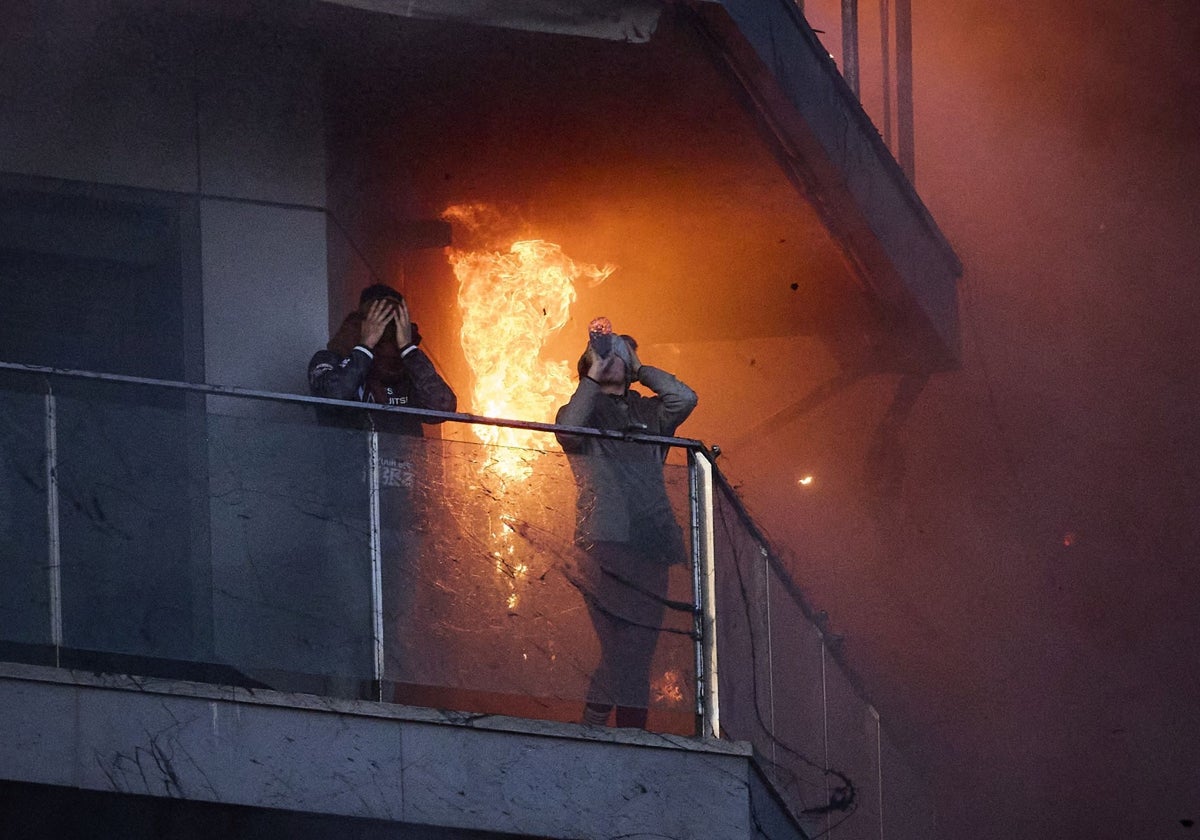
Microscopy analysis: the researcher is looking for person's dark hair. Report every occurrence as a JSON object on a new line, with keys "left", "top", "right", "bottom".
{"left": 359, "top": 283, "right": 404, "bottom": 306}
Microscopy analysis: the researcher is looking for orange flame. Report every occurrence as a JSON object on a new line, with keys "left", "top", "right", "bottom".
{"left": 652, "top": 669, "right": 686, "bottom": 706}
{"left": 445, "top": 206, "right": 615, "bottom": 484}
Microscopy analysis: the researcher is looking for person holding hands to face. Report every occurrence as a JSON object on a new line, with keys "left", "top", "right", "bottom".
{"left": 308, "top": 283, "right": 456, "bottom": 437}
{"left": 555, "top": 317, "right": 698, "bottom": 730}
{"left": 307, "top": 283, "right": 458, "bottom": 695}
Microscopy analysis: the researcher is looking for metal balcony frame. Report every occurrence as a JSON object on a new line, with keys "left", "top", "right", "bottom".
{"left": 0, "top": 360, "right": 722, "bottom": 740}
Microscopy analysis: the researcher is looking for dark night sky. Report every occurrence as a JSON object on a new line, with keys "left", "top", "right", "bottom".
{"left": 789, "top": 0, "right": 1200, "bottom": 837}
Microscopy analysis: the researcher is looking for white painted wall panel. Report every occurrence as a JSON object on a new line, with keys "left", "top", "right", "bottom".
{"left": 200, "top": 199, "right": 328, "bottom": 396}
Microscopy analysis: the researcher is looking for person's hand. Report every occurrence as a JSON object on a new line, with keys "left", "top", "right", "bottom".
{"left": 391, "top": 299, "right": 413, "bottom": 347}
{"left": 587, "top": 351, "right": 624, "bottom": 383}
{"left": 622, "top": 339, "right": 642, "bottom": 381}
{"left": 360, "top": 299, "right": 392, "bottom": 348}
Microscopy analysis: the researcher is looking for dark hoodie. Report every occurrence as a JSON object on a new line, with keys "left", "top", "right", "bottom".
{"left": 307, "top": 311, "right": 457, "bottom": 437}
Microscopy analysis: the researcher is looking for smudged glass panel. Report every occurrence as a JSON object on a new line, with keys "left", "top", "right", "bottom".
{"left": 1, "top": 370, "right": 697, "bottom": 731}
{"left": 376, "top": 432, "right": 696, "bottom": 732}
{"left": 712, "top": 476, "right": 886, "bottom": 836}
{"left": 0, "top": 378, "right": 51, "bottom": 653}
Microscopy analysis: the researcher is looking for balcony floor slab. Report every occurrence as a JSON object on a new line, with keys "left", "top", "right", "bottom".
{"left": 0, "top": 661, "right": 806, "bottom": 840}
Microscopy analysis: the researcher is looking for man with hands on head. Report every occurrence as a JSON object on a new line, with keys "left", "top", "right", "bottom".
{"left": 555, "top": 318, "right": 698, "bottom": 730}
{"left": 308, "top": 283, "right": 456, "bottom": 436}
{"left": 308, "top": 284, "right": 457, "bottom": 694}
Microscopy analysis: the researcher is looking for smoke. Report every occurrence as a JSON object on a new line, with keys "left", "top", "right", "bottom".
{"left": 832, "top": 1, "right": 1200, "bottom": 837}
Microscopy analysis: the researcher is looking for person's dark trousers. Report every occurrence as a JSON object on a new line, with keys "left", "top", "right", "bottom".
{"left": 579, "top": 541, "right": 669, "bottom": 728}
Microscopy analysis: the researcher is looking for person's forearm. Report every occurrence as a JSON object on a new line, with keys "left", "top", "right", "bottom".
{"left": 637, "top": 365, "right": 698, "bottom": 421}
{"left": 554, "top": 377, "right": 604, "bottom": 452}
{"left": 401, "top": 347, "right": 458, "bottom": 415}
{"left": 556, "top": 377, "right": 604, "bottom": 427}
{"left": 309, "top": 347, "right": 372, "bottom": 400}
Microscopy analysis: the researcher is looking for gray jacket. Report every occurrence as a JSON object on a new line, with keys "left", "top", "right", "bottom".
{"left": 554, "top": 366, "right": 698, "bottom": 560}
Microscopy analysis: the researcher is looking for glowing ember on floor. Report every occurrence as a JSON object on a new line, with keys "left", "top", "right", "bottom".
{"left": 652, "top": 669, "right": 685, "bottom": 705}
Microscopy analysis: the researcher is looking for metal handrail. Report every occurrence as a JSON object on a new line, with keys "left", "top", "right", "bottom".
{"left": 0, "top": 360, "right": 706, "bottom": 451}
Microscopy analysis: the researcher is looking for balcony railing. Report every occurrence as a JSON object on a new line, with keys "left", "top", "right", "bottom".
{"left": 0, "top": 360, "right": 933, "bottom": 838}
{"left": 799, "top": 0, "right": 917, "bottom": 180}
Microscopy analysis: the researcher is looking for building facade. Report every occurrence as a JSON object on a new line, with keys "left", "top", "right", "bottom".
{"left": 0, "top": 1, "right": 958, "bottom": 838}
